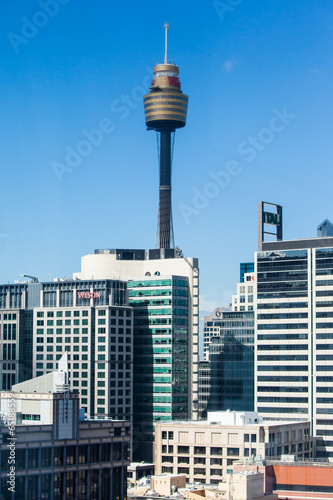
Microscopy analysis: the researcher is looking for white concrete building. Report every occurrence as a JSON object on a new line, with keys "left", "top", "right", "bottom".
{"left": 232, "top": 272, "right": 255, "bottom": 312}
{"left": 255, "top": 229, "right": 333, "bottom": 461}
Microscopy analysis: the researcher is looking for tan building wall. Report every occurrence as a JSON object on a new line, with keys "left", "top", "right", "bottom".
{"left": 155, "top": 416, "right": 312, "bottom": 485}
{"left": 151, "top": 474, "right": 186, "bottom": 496}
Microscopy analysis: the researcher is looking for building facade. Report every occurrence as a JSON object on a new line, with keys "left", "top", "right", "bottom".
{"left": 0, "top": 282, "right": 41, "bottom": 390}
{"left": 73, "top": 248, "right": 199, "bottom": 461}
{"left": 203, "top": 307, "right": 230, "bottom": 361}
{"left": 255, "top": 231, "right": 333, "bottom": 461}
{"left": 233, "top": 459, "right": 333, "bottom": 499}
{"left": 0, "top": 279, "right": 133, "bottom": 423}
{"left": 154, "top": 411, "right": 313, "bottom": 486}
{"left": 232, "top": 271, "right": 255, "bottom": 312}
{"left": 0, "top": 360, "right": 130, "bottom": 500}
{"left": 199, "top": 310, "right": 254, "bottom": 419}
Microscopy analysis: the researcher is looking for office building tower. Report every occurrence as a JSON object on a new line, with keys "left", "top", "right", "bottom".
{"left": 0, "top": 356, "right": 130, "bottom": 499}
{"left": 199, "top": 310, "right": 254, "bottom": 419}
{"left": 143, "top": 24, "right": 189, "bottom": 249}
{"left": 203, "top": 307, "right": 231, "bottom": 361}
{"left": 73, "top": 247, "right": 199, "bottom": 461}
{"left": 0, "top": 282, "right": 41, "bottom": 390}
{"left": 255, "top": 203, "right": 333, "bottom": 460}
{"left": 0, "top": 279, "right": 133, "bottom": 423}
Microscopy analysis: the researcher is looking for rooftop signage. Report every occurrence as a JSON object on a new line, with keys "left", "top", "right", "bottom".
{"left": 77, "top": 291, "right": 101, "bottom": 299}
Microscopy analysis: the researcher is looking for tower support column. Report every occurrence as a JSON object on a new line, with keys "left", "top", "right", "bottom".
{"left": 159, "top": 129, "right": 172, "bottom": 249}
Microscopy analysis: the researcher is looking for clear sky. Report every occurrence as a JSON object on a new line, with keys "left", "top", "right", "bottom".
{"left": 1, "top": 0, "right": 332, "bottom": 318}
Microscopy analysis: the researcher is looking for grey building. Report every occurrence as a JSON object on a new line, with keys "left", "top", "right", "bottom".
{"left": 0, "top": 360, "right": 130, "bottom": 499}
{"left": 0, "top": 279, "right": 133, "bottom": 424}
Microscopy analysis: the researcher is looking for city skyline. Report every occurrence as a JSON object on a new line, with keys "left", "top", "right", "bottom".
{"left": 1, "top": 1, "right": 332, "bottom": 318}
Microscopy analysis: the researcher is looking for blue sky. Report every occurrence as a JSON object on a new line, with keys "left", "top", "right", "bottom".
{"left": 1, "top": 0, "right": 332, "bottom": 316}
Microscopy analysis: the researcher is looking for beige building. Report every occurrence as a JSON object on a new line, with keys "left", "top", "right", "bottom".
{"left": 186, "top": 472, "right": 278, "bottom": 500}
{"left": 154, "top": 411, "right": 313, "bottom": 485}
{"left": 151, "top": 474, "right": 186, "bottom": 496}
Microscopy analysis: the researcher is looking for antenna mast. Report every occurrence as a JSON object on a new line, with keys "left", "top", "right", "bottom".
{"left": 164, "top": 22, "right": 169, "bottom": 64}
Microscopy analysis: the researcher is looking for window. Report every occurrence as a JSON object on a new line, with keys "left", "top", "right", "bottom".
{"left": 210, "top": 447, "right": 222, "bottom": 455}
{"left": 66, "top": 446, "right": 76, "bottom": 465}
{"left": 194, "top": 446, "right": 205, "bottom": 455}
{"left": 227, "top": 448, "right": 239, "bottom": 456}
{"left": 177, "top": 446, "right": 189, "bottom": 454}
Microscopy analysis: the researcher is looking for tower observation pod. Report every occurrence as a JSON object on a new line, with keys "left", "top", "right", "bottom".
{"left": 144, "top": 23, "right": 189, "bottom": 249}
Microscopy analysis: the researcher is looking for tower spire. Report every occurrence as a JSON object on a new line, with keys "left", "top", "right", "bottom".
{"left": 164, "top": 22, "right": 169, "bottom": 64}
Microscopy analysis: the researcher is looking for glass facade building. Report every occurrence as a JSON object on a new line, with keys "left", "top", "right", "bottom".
{"left": 128, "top": 276, "right": 189, "bottom": 460}
{"left": 240, "top": 262, "right": 254, "bottom": 283}
{"left": 199, "top": 311, "right": 254, "bottom": 419}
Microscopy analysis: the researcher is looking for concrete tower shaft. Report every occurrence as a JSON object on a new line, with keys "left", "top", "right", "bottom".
{"left": 143, "top": 24, "right": 189, "bottom": 249}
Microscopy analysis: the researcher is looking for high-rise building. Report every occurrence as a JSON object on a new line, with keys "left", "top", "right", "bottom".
{"left": 199, "top": 310, "right": 254, "bottom": 419}
{"left": 143, "top": 24, "right": 189, "bottom": 249}
{"left": 73, "top": 247, "right": 199, "bottom": 461}
{"left": 0, "top": 278, "right": 134, "bottom": 423}
{"left": 0, "top": 282, "right": 40, "bottom": 390}
{"left": 203, "top": 307, "right": 231, "bottom": 361}
{"left": 254, "top": 205, "right": 333, "bottom": 460}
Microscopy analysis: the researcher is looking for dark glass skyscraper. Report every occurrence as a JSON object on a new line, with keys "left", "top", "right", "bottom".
{"left": 199, "top": 310, "right": 254, "bottom": 418}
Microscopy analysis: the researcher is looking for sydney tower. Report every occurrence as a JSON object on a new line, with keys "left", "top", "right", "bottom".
{"left": 144, "top": 24, "right": 189, "bottom": 249}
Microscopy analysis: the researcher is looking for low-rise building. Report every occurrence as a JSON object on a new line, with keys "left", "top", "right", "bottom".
{"left": 233, "top": 458, "right": 333, "bottom": 499}
{"left": 0, "top": 355, "right": 130, "bottom": 499}
{"left": 154, "top": 411, "right": 313, "bottom": 485}
{"left": 151, "top": 473, "right": 186, "bottom": 496}
{"left": 127, "top": 461, "right": 154, "bottom": 486}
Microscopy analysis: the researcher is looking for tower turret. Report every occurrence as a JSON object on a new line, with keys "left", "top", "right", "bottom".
{"left": 144, "top": 24, "right": 189, "bottom": 249}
